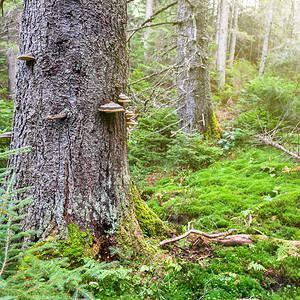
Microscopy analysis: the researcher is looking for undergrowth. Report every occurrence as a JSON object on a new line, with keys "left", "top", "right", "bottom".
{"left": 0, "top": 148, "right": 119, "bottom": 299}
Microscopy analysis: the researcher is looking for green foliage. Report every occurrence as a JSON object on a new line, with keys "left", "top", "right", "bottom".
{"left": 0, "top": 255, "right": 118, "bottom": 299}
{"left": 0, "top": 99, "right": 14, "bottom": 168}
{"left": 266, "top": 44, "right": 300, "bottom": 81}
{"left": 0, "top": 147, "right": 34, "bottom": 277}
{"left": 218, "top": 127, "right": 242, "bottom": 156}
{"left": 129, "top": 109, "right": 177, "bottom": 169}
{"left": 129, "top": 109, "right": 223, "bottom": 189}
{"left": 166, "top": 132, "right": 221, "bottom": 170}
{"left": 237, "top": 76, "right": 300, "bottom": 131}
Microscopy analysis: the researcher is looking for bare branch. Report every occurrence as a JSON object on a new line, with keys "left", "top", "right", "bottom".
{"left": 144, "top": 119, "right": 183, "bottom": 137}
{"left": 127, "top": 1, "right": 177, "bottom": 42}
{"left": 128, "top": 65, "right": 175, "bottom": 86}
{"left": 127, "top": 21, "right": 178, "bottom": 32}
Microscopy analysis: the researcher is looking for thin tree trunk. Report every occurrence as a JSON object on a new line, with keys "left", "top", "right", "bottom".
{"left": 144, "top": 0, "right": 154, "bottom": 54}
{"left": 6, "top": 4, "right": 22, "bottom": 100}
{"left": 177, "top": 0, "right": 214, "bottom": 134}
{"left": 287, "top": 0, "right": 295, "bottom": 38}
{"left": 227, "top": 0, "right": 239, "bottom": 67}
{"left": 8, "top": 0, "right": 141, "bottom": 243}
{"left": 258, "top": 0, "right": 274, "bottom": 77}
{"left": 216, "top": 0, "right": 228, "bottom": 89}
{"left": 213, "top": 0, "right": 220, "bottom": 45}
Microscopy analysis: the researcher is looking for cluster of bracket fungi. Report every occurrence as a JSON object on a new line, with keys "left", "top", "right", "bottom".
{"left": 98, "top": 93, "right": 138, "bottom": 126}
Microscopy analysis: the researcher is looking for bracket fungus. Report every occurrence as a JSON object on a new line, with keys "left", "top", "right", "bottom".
{"left": 98, "top": 101, "right": 125, "bottom": 113}
{"left": 17, "top": 53, "right": 35, "bottom": 62}
{"left": 0, "top": 132, "right": 11, "bottom": 138}
{"left": 125, "top": 110, "right": 135, "bottom": 118}
{"left": 126, "top": 119, "right": 138, "bottom": 126}
{"left": 118, "top": 93, "right": 131, "bottom": 103}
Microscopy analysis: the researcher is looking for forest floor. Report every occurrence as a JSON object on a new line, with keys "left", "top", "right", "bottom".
{"left": 87, "top": 144, "right": 299, "bottom": 299}
{"left": 126, "top": 146, "right": 300, "bottom": 300}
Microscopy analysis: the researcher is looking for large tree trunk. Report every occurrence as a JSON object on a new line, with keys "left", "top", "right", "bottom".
{"left": 176, "top": 0, "right": 214, "bottom": 134}
{"left": 216, "top": 0, "right": 228, "bottom": 90}
{"left": 227, "top": 0, "right": 239, "bottom": 68}
{"left": 8, "top": 0, "right": 140, "bottom": 242}
{"left": 258, "top": 0, "right": 274, "bottom": 77}
{"left": 6, "top": 4, "right": 22, "bottom": 100}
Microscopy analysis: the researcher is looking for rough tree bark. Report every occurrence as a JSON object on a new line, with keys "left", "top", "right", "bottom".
{"left": 176, "top": 0, "right": 214, "bottom": 134}
{"left": 5, "top": 3, "right": 22, "bottom": 99}
{"left": 8, "top": 0, "right": 144, "bottom": 244}
{"left": 258, "top": 0, "right": 274, "bottom": 77}
{"left": 216, "top": 0, "right": 228, "bottom": 89}
{"left": 227, "top": 0, "right": 239, "bottom": 68}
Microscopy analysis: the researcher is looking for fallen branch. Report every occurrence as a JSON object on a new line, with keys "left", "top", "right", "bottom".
{"left": 159, "top": 230, "right": 300, "bottom": 247}
{"left": 158, "top": 229, "right": 237, "bottom": 247}
{"left": 257, "top": 135, "right": 300, "bottom": 160}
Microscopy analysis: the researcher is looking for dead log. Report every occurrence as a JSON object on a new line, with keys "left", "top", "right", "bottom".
{"left": 257, "top": 135, "right": 300, "bottom": 160}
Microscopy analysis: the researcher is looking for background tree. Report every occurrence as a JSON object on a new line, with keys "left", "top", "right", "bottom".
{"left": 5, "top": 1, "right": 21, "bottom": 99}
{"left": 227, "top": 0, "right": 239, "bottom": 67}
{"left": 143, "top": 0, "right": 154, "bottom": 54}
{"left": 176, "top": 0, "right": 214, "bottom": 133}
{"left": 216, "top": 0, "right": 228, "bottom": 89}
{"left": 8, "top": 0, "right": 145, "bottom": 245}
{"left": 258, "top": 0, "right": 275, "bottom": 77}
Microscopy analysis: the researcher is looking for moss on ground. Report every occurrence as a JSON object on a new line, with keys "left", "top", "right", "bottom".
{"left": 147, "top": 147, "right": 300, "bottom": 241}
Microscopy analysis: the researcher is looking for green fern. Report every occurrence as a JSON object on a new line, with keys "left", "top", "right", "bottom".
{"left": 276, "top": 243, "right": 290, "bottom": 261}
{"left": 248, "top": 261, "right": 266, "bottom": 271}
{"left": 0, "top": 255, "right": 118, "bottom": 299}
{"left": 0, "top": 148, "right": 119, "bottom": 299}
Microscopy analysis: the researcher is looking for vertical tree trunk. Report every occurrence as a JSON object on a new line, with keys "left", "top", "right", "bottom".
{"left": 287, "top": 0, "right": 295, "bottom": 38}
{"left": 258, "top": 0, "right": 274, "bottom": 77}
{"left": 6, "top": 5, "right": 22, "bottom": 99}
{"left": 227, "top": 0, "right": 239, "bottom": 67}
{"left": 216, "top": 0, "right": 228, "bottom": 89}
{"left": 177, "top": 0, "right": 214, "bottom": 134}
{"left": 213, "top": 0, "right": 220, "bottom": 45}
{"left": 8, "top": 0, "right": 140, "bottom": 241}
{"left": 144, "top": 0, "right": 154, "bottom": 54}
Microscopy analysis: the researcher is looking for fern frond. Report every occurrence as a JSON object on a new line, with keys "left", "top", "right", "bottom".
{"left": 248, "top": 261, "right": 266, "bottom": 271}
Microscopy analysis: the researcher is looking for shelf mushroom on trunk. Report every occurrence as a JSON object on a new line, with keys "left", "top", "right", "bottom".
{"left": 118, "top": 93, "right": 131, "bottom": 103}
{"left": 125, "top": 110, "right": 134, "bottom": 118}
{"left": 126, "top": 118, "right": 138, "bottom": 126}
{"left": 0, "top": 132, "right": 12, "bottom": 138}
{"left": 17, "top": 53, "right": 35, "bottom": 62}
{"left": 98, "top": 101, "right": 125, "bottom": 113}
